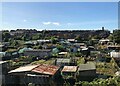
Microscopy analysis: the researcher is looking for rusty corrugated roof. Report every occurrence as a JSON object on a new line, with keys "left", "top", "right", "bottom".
{"left": 32, "top": 64, "right": 59, "bottom": 75}
{"left": 9, "top": 64, "right": 59, "bottom": 76}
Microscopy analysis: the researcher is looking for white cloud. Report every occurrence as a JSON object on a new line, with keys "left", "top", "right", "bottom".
{"left": 42, "top": 22, "right": 60, "bottom": 26}
{"left": 52, "top": 22, "right": 60, "bottom": 26}
{"left": 23, "top": 19, "right": 27, "bottom": 22}
{"left": 42, "top": 22, "right": 51, "bottom": 25}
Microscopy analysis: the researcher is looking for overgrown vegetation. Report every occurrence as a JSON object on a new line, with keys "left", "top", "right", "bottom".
{"left": 75, "top": 76, "right": 120, "bottom": 86}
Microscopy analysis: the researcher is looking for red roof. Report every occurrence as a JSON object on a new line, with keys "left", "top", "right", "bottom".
{"left": 32, "top": 64, "right": 59, "bottom": 75}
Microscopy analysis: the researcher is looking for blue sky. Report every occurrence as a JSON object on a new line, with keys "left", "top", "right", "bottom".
{"left": 2, "top": 2, "right": 118, "bottom": 31}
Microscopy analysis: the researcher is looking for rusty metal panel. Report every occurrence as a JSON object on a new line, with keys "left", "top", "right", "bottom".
{"left": 32, "top": 64, "right": 59, "bottom": 75}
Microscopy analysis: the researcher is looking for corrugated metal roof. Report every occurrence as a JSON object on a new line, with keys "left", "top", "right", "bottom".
{"left": 67, "top": 39, "right": 75, "bottom": 41}
{"left": 99, "top": 39, "right": 110, "bottom": 42}
{"left": 32, "top": 64, "right": 59, "bottom": 75}
{"left": 62, "top": 66, "right": 78, "bottom": 72}
{"left": 78, "top": 63, "right": 96, "bottom": 71}
{"left": 82, "top": 48, "right": 88, "bottom": 51}
{"left": 18, "top": 47, "right": 33, "bottom": 53}
{"left": 74, "top": 43, "right": 85, "bottom": 46}
{"left": 37, "top": 40, "right": 50, "bottom": 41}
{"left": 108, "top": 45, "right": 120, "bottom": 48}
{"left": 59, "top": 52, "right": 68, "bottom": 55}
{"left": 9, "top": 65, "right": 39, "bottom": 73}
{"left": 25, "top": 49, "right": 51, "bottom": 52}
{"left": 110, "top": 51, "right": 120, "bottom": 58}
{"left": 9, "top": 64, "right": 59, "bottom": 76}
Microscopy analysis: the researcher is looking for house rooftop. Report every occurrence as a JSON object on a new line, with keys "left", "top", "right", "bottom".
{"left": 62, "top": 66, "right": 78, "bottom": 72}
{"left": 37, "top": 39, "right": 50, "bottom": 41}
{"left": 0, "top": 61, "right": 8, "bottom": 64}
{"left": 9, "top": 64, "right": 59, "bottom": 76}
{"left": 99, "top": 39, "right": 110, "bottom": 42}
{"left": 25, "top": 49, "right": 51, "bottom": 52}
{"left": 74, "top": 43, "right": 85, "bottom": 46}
{"left": 78, "top": 63, "right": 96, "bottom": 71}
{"left": 32, "top": 64, "right": 59, "bottom": 75}
{"left": 108, "top": 45, "right": 120, "bottom": 48}
{"left": 18, "top": 47, "right": 33, "bottom": 53}
{"left": 81, "top": 48, "right": 88, "bottom": 51}
{"left": 8, "top": 65, "right": 39, "bottom": 73}
{"left": 56, "top": 58, "right": 71, "bottom": 63}
{"left": 58, "top": 52, "right": 68, "bottom": 55}
{"left": 67, "top": 39, "right": 76, "bottom": 42}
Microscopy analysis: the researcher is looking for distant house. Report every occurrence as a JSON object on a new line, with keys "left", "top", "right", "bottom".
{"left": 55, "top": 58, "right": 71, "bottom": 66}
{"left": 0, "top": 50, "right": 19, "bottom": 60}
{"left": 37, "top": 39, "right": 51, "bottom": 44}
{"left": 81, "top": 47, "right": 88, "bottom": 51}
{"left": 61, "top": 66, "right": 78, "bottom": 79}
{"left": 60, "top": 40, "right": 71, "bottom": 45}
{"left": 77, "top": 63, "right": 96, "bottom": 81}
{"left": 73, "top": 43, "right": 86, "bottom": 48}
{"left": 81, "top": 47, "right": 90, "bottom": 57}
{"left": 115, "top": 71, "right": 120, "bottom": 76}
{"left": 67, "top": 39, "right": 77, "bottom": 43}
{"left": 88, "top": 46, "right": 95, "bottom": 51}
{"left": 107, "top": 45, "right": 120, "bottom": 50}
{"left": 24, "top": 49, "right": 52, "bottom": 60}
{"left": 99, "top": 39, "right": 110, "bottom": 45}
{"left": 58, "top": 52, "right": 68, "bottom": 55}
{"left": 24, "top": 41, "right": 35, "bottom": 48}
{"left": 8, "top": 64, "right": 60, "bottom": 86}
{"left": 24, "top": 41, "right": 36, "bottom": 47}
{"left": 70, "top": 46, "right": 78, "bottom": 53}
{"left": 110, "top": 51, "right": 120, "bottom": 59}
{"left": 52, "top": 48, "right": 59, "bottom": 54}
{"left": 18, "top": 47, "right": 33, "bottom": 54}
{"left": 58, "top": 52, "right": 68, "bottom": 58}
{"left": 11, "top": 51, "right": 19, "bottom": 59}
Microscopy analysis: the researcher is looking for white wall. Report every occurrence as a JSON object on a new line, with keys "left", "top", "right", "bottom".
{"left": 110, "top": 52, "right": 120, "bottom": 58}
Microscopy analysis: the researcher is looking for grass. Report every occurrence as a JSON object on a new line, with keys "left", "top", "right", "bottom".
{"left": 77, "top": 57, "right": 85, "bottom": 65}
{"left": 31, "top": 60, "right": 46, "bottom": 65}
{"left": 31, "top": 58, "right": 55, "bottom": 65}
{"left": 96, "top": 62, "right": 118, "bottom": 76}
